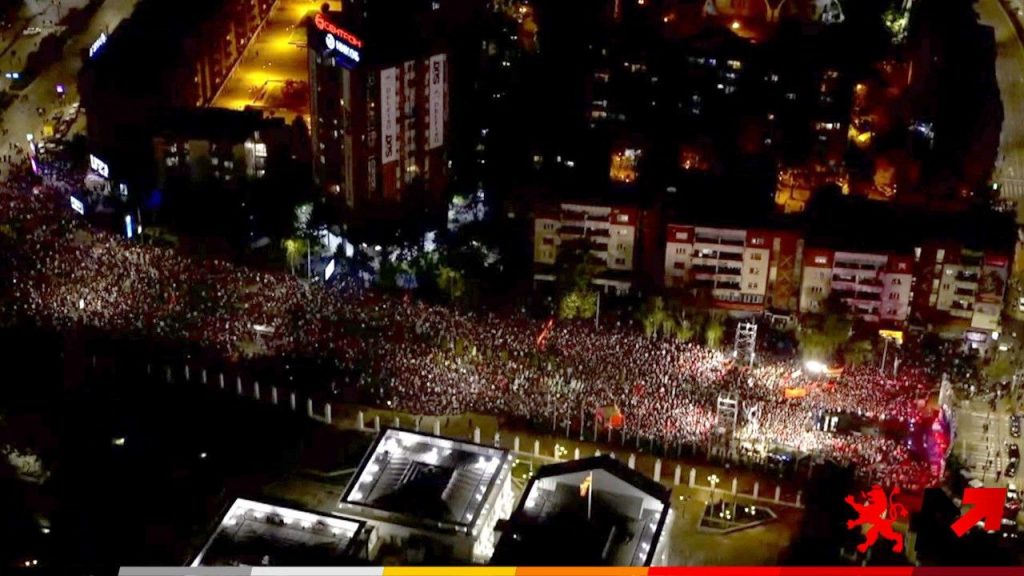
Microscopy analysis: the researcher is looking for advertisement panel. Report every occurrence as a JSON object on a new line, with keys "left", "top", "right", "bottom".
{"left": 979, "top": 255, "right": 1009, "bottom": 304}
{"left": 380, "top": 68, "right": 399, "bottom": 164}
{"left": 428, "top": 54, "right": 445, "bottom": 150}
{"left": 312, "top": 12, "right": 361, "bottom": 69}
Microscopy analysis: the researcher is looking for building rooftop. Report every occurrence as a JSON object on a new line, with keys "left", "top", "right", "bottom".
{"left": 491, "top": 456, "right": 671, "bottom": 567}
{"left": 191, "top": 498, "right": 365, "bottom": 567}
{"left": 338, "top": 428, "right": 511, "bottom": 532}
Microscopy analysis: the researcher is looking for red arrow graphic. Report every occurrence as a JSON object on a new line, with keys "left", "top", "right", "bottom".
{"left": 950, "top": 487, "right": 1007, "bottom": 537}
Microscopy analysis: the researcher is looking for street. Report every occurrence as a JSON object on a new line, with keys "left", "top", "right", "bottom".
{"left": 0, "top": 0, "right": 138, "bottom": 159}
{"left": 210, "top": 0, "right": 333, "bottom": 121}
{"left": 979, "top": 0, "right": 1024, "bottom": 218}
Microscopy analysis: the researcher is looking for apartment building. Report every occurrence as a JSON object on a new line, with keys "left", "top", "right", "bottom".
{"left": 664, "top": 224, "right": 802, "bottom": 312}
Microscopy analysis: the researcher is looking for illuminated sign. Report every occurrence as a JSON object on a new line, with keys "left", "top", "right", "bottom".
{"left": 89, "top": 32, "right": 107, "bottom": 58}
{"left": 89, "top": 154, "right": 109, "bottom": 178}
{"left": 315, "top": 12, "right": 361, "bottom": 66}
{"left": 325, "top": 259, "right": 336, "bottom": 281}
{"left": 314, "top": 13, "right": 362, "bottom": 48}
{"left": 70, "top": 196, "right": 84, "bottom": 215}
{"left": 124, "top": 214, "right": 134, "bottom": 239}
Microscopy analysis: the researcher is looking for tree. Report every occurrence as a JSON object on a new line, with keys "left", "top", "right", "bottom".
{"left": 704, "top": 312, "right": 725, "bottom": 349}
{"left": 281, "top": 238, "right": 308, "bottom": 276}
{"left": 554, "top": 239, "right": 603, "bottom": 320}
{"left": 842, "top": 338, "right": 875, "bottom": 366}
{"left": 558, "top": 288, "right": 597, "bottom": 319}
{"left": 436, "top": 265, "right": 466, "bottom": 303}
{"left": 797, "top": 295, "right": 853, "bottom": 361}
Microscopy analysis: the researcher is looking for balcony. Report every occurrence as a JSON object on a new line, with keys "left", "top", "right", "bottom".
{"left": 694, "top": 234, "right": 745, "bottom": 247}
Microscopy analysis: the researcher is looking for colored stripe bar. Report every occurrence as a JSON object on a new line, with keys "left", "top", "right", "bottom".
{"left": 118, "top": 565, "right": 252, "bottom": 569}
{"left": 383, "top": 568, "right": 516, "bottom": 576}
{"left": 119, "top": 568, "right": 1024, "bottom": 576}
{"left": 253, "top": 565, "right": 385, "bottom": 569}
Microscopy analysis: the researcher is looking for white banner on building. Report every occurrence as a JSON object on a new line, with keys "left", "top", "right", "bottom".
{"left": 428, "top": 53, "right": 445, "bottom": 150}
{"left": 380, "top": 67, "right": 399, "bottom": 164}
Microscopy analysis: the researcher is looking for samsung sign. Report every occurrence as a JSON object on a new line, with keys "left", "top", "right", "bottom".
{"left": 314, "top": 12, "right": 361, "bottom": 67}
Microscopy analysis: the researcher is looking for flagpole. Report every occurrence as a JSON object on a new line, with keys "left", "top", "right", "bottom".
{"left": 588, "top": 471, "right": 593, "bottom": 521}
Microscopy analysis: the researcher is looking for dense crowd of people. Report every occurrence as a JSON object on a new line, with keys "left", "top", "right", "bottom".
{"left": 0, "top": 152, "right": 939, "bottom": 489}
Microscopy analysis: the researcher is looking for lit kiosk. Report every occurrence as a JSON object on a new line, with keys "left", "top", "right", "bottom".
{"left": 337, "top": 428, "right": 514, "bottom": 564}
{"left": 492, "top": 456, "right": 673, "bottom": 566}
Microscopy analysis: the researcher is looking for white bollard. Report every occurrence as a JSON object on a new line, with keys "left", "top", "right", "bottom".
{"left": 574, "top": 447, "right": 581, "bottom": 460}
{"left": 219, "top": 373, "right": 225, "bottom": 390}
{"left": 731, "top": 478, "right": 738, "bottom": 495}
{"left": 595, "top": 449, "right": 602, "bottom": 457}
{"left": 201, "top": 369, "right": 207, "bottom": 385}
{"left": 357, "top": 411, "right": 365, "bottom": 429}
{"left": 271, "top": 386, "right": 278, "bottom": 406}
{"left": 753, "top": 482, "right": 760, "bottom": 500}
{"left": 165, "top": 366, "right": 172, "bottom": 384}
{"left": 236, "top": 377, "right": 243, "bottom": 396}
{"left": 374, "top": 415, "right": 381, "bottom": 431}
{"left": 473, "top": 427, "right": 481, "bottom": 444}
{"left": 796, "top": 490, "right": 802, "bottom": 507}
{"left": 654, "top": 459, "right": 662, "bottom": 483}
{"left": 774, "top": 486, "right": 781, "bottom": 502}
{"left": 184, "top": 365, "right": 190, "bottom": 382}
{"left": 147, "top": 363, "right": 152, "bottom": 376}
{"left": 289, "top": 392, "right": 296, "bottom": 411}
{"left": 253, "top": 381, "right": 260, "bottom": 401}
{"left": 627, "top": 454, "right": 636, "bottom": 470}
{"left": 494, "top": 432, "right": 501, "bottom": 447}
{"left": 513, "top": 436, "right": 520, "bottom": 452}
{"left": 415, "top": 417, "right": 421, "bottom": 432}
{"left": 433, "top": 419, "right": 440, "bottom": 435}
{"left": 688, "top": 468, "right": 696, "bottom": 488}
{"left": 674, "top": 465, "right": 681, "bottom": 486}
{"left": 306, "top": 399, "right": 313, "bottom": 418}
{"left": 610, "top": 452, "right": 616, "bottom": 460}
{"left": 325, "top": 404, "right": 332, "bottom": 424}
{"left": 533, "top": 440, "right": 540, "bottom": 457}
{"left": 393, "top": 416, "right": 400, "bottom": 429}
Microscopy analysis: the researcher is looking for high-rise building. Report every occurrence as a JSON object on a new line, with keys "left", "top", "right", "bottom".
{"left": 307, "top": 6, "right": 449, "bottom": 238}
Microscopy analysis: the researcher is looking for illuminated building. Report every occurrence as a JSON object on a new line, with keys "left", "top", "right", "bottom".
{"left": 609, "top": 148, "right": 642, "bottom": 183}
{"left": 664, "top": 225, "right": 803, "bottom": 312}
{"left": 307, "top": 6, "right": 449, "bottom": 238}
{"left": 799, "top": 249, "right": 913, "bottom": 322}
{"left": 191, "top": 498, "right": 368, "bottom": 566}
{"left": 337, "top": 428, "right": 514, "bottom": 564}
{"left": 534, "top": 203, "right": 640, "bottom": 294}
{"left": 912, "top": 245, "right": 1010, "bottom": 344}
{"left": 492, "top": 456, "right": 673, "bottom": 566}
{"left": 152, "top": 108, "right": 287, "bottom": 188}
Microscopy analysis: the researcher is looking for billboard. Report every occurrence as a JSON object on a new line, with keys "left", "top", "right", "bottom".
{"left": 89, "top": 154, "right": 109, "bottom": 178}
{"left": 70, "top": 196, "right": 84, "bottom": 215}
{"left": 979, "top": 255, "right": 1009, "bottom": 304}
{"left": 380, "top": 68, "right": 399, "bottom": 164}
{"left": 428, "top": 54, "right": 445, "bottom": 150}
{"left": 325, "top": 259, "right": 336, "bottom": 281}
{"left": 313, "top": 12, "right": 361, "bottom": 68}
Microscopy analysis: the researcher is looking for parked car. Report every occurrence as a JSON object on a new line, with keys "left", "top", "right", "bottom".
{"left": 22, "top": 26, "right": 42, "bottom": 36}
{"left": 1012, "top": 414, "right": 1021, "bottom": 438}
{"left": 1010, "top": 443, "right": 1021, "bottom": 463}
{"left": 1007, "top": 460, "right": 1019, "bottom": 479}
